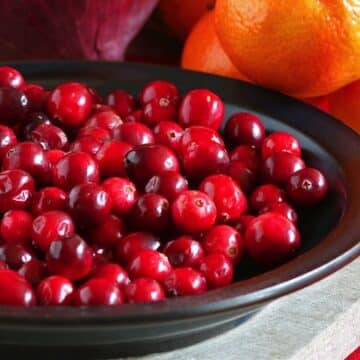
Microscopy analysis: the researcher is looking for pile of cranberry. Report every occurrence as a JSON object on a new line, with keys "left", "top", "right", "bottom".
{"left": 0, "top": 66, "right": 328, "bottom": 307}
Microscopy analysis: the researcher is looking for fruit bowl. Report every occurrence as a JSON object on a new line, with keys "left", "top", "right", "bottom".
{"left": 0, "top": 61, "right": 359, "bottom": 359}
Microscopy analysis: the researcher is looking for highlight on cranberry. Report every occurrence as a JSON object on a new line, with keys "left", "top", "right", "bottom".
{"left": 0, "top": 66, "right": 329, "bottom": 306}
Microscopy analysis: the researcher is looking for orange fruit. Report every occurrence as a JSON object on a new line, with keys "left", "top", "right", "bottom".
{"left": 181, "top": 12, "right": 247, "bottom": 81}
{"left": 214, "top": 0, "right": 360, "bottom": 97}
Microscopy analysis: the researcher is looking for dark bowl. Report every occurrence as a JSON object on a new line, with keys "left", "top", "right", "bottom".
{"left": 1, "top": 61, "right": 360, "bottom": 359}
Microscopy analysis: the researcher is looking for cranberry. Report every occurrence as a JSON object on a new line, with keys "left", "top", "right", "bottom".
{"left": 163, "top": 236, "right": 204, "bottom": 268}
{"left": 262, "top": 132, "right": 302, "bottom": 159}
{"left": 36, "top": 275, "right": 74, "bottom": 305}
{"left": 0, "top": 87, "right": 29, "bottom": 125}
{"left": 143, "top": 97, "right": 177, "bottom": 127}
{"left": 18, "top": 259, "right": 47, "bottom": 285}
{"left": 116, "top": 232, "right": 161, "bottom": 265}
{"left": 250, "top": 184, "right": 286, "bottom": 212}
{"left": 125, "top": 144, "right": 180, "bottom": 187}
{"left": 182, "top": 140, "right": 229, "bottom": 180}
{"left": 124, "top": 110, "right": 143, "bottom": 123}
{"left": 230, "top": 145, "right": 260, "bottom": 171}
{"left": 199, "top": 254, "right": 234, "bottom": 288}
{"left": 127, "top": 250, "right": 172, "bottom": 282}
{"left": 113, "top": 122, "right": 155, "bottom": 146}
{"left": 85, "top": 110, "right": 122, "bottom": 132}
{"left": 69, "top": 136, "right": 103, "bottom": 156}
{"left": 261, "top": 152, "right": 305, "bottom": 185}
{"left": 228, "top": 160, "right": 256, "bottom": 194}
{"left": 0, "top": 210, "right": 32, "bottom": 245}
{"left": 259, "top": 202, "right": 298, "bottom": 224}
{"left": 171, "top": 190, "right": 217, "bottom": 234}
{"left": 0, "top": 66, "right": 24, "bottom": 88}
{"left": 52, "top": 151, "right": 100, "bottom": 190}
{"left": 31, "top": 210, "right": 75, "bottom": 252}
{"left": 20, "top": 112, "right": 51, "bottom": 141}
{"left": 32, "top": 187, "right": 67, "bottom": 216}
{"left": 152, "top": 121, "right": 184, "bottom": 155}
{"left": 30, "top": 124, "right": 68, "bottom": 151}
{"left": 96, "top": 141, "right": 133, "bottom": 178}
{"left": 78, "top": 126, "right": 111, "bottom": 143}
{"left": 47, "top": 82, "right": 93, "bottom": 128}
{"left": 125, "top": 278, "right": 165, "bottom": 303}
{"left": 178, "top": 89, "right": 224, "bottom": 130}
{"left": 231, "top": 214, "right": 255, "bottom": 235}
{"left": 145, "top": 171, "right": 188, "bottom": 202}
{"left": 102, "top": 177, "right": 138, "bottom": 217}
{"left": 87, "top": 86, "right": 102, "bottom": 105}
{"left": 139, "top": 80, "right": 179, "bottom": 106}
{"left": 91, "top": 245, "right": 114, "bottom": 268}
{"left": 47, "top": 234, "right": 93, "bottom": 281}
{"left": 73, "top": 278, "right": 123, "bottom": 306}
{"left": 93, "top": 263, "right": 129, "bottom": 288}
{"left": 106, "top": 89, "right": 136, "bottom": 118}
{"left": 286, "top": 168, "right": 328, "bottom": 206}
{"left": 46, "top": 150, "right": 66, "bottom": 169}
{"left": 0, "top": 243, "right": 34, "bottom": 271}
{"left": 0, "top": 269, "right": 36, "bottom": 306}
{"left": 164, "top": 267, "right": 207, "bottom": 296}
{"left": 225, "top": 112, "right": 265, "bottom": 147}
{"left": 245, "top": 213, "right": 301, "bottom": 268}
{"left": 23, "top": 84, "right": 48, "bottom": 112}
{"left": 0, "top": 169, "right": 35, "bottom": 213}
{"left": 0, "top": 125, "right": 17, "bottom": 161}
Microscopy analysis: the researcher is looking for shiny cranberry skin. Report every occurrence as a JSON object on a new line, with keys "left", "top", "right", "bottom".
{"left": 18, "top": 259, "right": 47, "bottom": 285}
{"left": 231, "top": 214, "right": 255, "bottom": 235}
{"left": 89, "top": 214, "right": 127, "bottom": 249}
{"left": 250, "top": 184, "right": 286, "bottom": 212}
{"left": 125, "top": 278, "right": 165, "bottom": 303}
{"left": 182, "top": 141, "right": 229, "bottom": 181}
{"left": 199, "top": 254, "right": 234, "bottom": 289}
{"left": 245, "top": 213, "right": 301, "bottom": 268}
{"left": 171, "top": 190, "right": 217, "bottom": 234}
{"left": 0, "top": 243, "right": 34, "bottom": 269}
{"left": 0, "top": 87, "right": 29, "bottom": 125}
{"left": 179, "top": 89, "right": 224, "bottom": 130}
{"left": 78, "top": 126, "right": 111, "bottom": 143}
{"left": 0, "top": 67, "right": 24, "bottom": 88}
{"left": 96, "top": 141, "right": 133, "bottom": 178}
{"left": 68, "top": 183, "right": 111, "bottom": 226}
{"left": 230, "top": 145, "right": 260, "bottom": 171}
{"left": 0, "top": 169, "right": 35, "bottom": 213}
{"left": 93, "top": 263, "right": 129, "bottom": 288}
{"left": 228, "top": 160, "right": 256, "bottom": 194}
{"left": 30, "top": 124, "right": 68, "bottom": 151}
{"left": 20, "top": 112, "right": 51, "bottom": 141}
{"left": 69, "top": 136, "right": 103, "bottom": 156}
{"left": 145, "top": 171, "right": 188, "bottom": 202}
{"left": 163, "top": 236, "right": 204, "bottom": 268}
{"left": 259, "top": 202, "right": 298, "bottom": 224}
{"left": 47, "top": 234, "right": 93, "bottom": 281}
{"left": 106, "top": 89, "right": 136, "bottom": 117}
{"left": 32, "top": 187, "right": 67, "bottom": 215}
{"left": 23, "top": 84, "right": 48, "bottom": 112}
{"left": 73, "top": 278, "right": 123, "bottom": 306}
{"left": 124, "top": 110, "right": 143, "bottom": 123}
{"left": 102, "top": 177, "right": 138, "bottom": 217}
{"left": 139, "top": 80, "right": 179, "bottom": 106}
{"left": 202, "top": 225, "right": 244, "bottom": 264}
{"left": 125, "top": 144, "right": 180, "bottom": 187}
{"left": 116, "top": 232, "right": 161, "bottom": 265}
{"left": 164, "top": 267, "right": 207, "bottom": 296}
{"left": 46, "top": 150, "right": 65, "bottom": 168}
{"left": 0, "top": 125, "right": 17, "bottom": 161}
{"left": 225, "top": 112, "right": 265, "bottom": 147}
{"left": 113, "top": 122, "right": 155, "bottom": 146}
{"left": 261, "top": 152, "right": 305, "bottom": 185}
{"left": 36, "top": 275, "right": 74, "bottom": 305}
{"left": 0, "top": 269, "right": 36, "bottom": 306}
{"left": 152, "top": 121, "right": 184, "bottom": 155}
{"left": 85, "top": 110, "right": 122, "bottom": 132}
{"left": 52, "top": 151, "right": 100, "bottom": 190}
{"left": 143, "top": 97, "right": 177, "bottom": 127}
{"left": 261, "top": 132, "right": 301, "bottom": 160}
{"left": 0, "top": 210, "right": 33, "bottom": 245}
{"left": 47, "top": 82, "right": 93, "bottom": 128}
{"left": 31, "top": 210, "right": 75, "bottom": 252}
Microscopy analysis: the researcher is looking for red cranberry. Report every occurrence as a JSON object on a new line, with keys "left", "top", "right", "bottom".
{"left": 0, "top": 125, "right": 17, "bottom": 161}
{"left": 199, "top": 254, "right": 234, "bottom": 288}
{"left": 202, "top": 225, "right": 244, "bottom": 264}
{"left": 102, "top": 177, "right": 139, "bottom": 217}
{"left": 47, "top": 234, "right": 93, "bottom": 281}
{"left": 116, "top": 232, "right": 161, "bottom": 265}
{"left": 36, "top": 275, "right": 74, "bottom": 305}
{"left": 250, "top": 184, "right": 286, "bottom": 212}
{"left": 23, "top": 84, "right": 48, "bottom": 112}
{"left": 261, "top": 152, "right": 305, "bottom": 185}
{"left": 0, "top": 243, "right": 34, "bottom": 270}
{"left": 0, "top": 269, "right": 36, "bottom": 306}
{"left": 0, "top": 67, "right": 24, "bottom": 88}
{"left": 124, "top": 110, "right": 143, "bottom": 123}
{"left": 30, "top": 124, "right": 68, "bottom": 151}
{"left": 31, "top": 187, "right": 67, "bottom": 215}
{"left": 164, "top": 267, "right": 207, "bottom": 296}
{"left": 78, "top": 126, "right": 111, "bottom": 143}
{"left": 182, "top": 140, "right": 229, "bottom": 180}
{"left": 171, "top": 190, "right": 217, "bottom": 234}
{"left": 91, "top": 245, "right": 114, "bottom": 269}
{"left": 46, "top": 150, "right": 65, "bottom": 168}
{"left": 52, "top": 151, "right": 100, "bottom": 190}
{"left": 96, "top": 141, "right": 133, "bottom": 178}
{"left": 85, "top": 110, "right": 122, "bottom": 132}
{"left": 125, "top": 144, "right": 180, "bottom": 187}
{"left": 145, "top": 171, "right": 188, "bottom": 202}
{"left": 73, "top": 278, "right": 123, "bottom": 306}
{"left": 259, "top": 202, "right": 298, "bottom": 224}
{"left": 228, "top": 161, "right": 256, "bottom": 194}
{"left": 93, "top": 263, "right": 129, "bottom": 288}
{"left": 286, "top": 168, "right": 328, "bottom": 206}
{"left": 178, "top": 89, "right": 224, "bottom": 130}
{"left": 125, "top": 278, "right": 166, "bottom": 303}
{"left": 0, "top": 87, "right": 29, "bottom": 125}
{"left": 87, "top": 86, "right": 102, "bottom": 105}
{"left": 68, "top": 183, "right": 112, "bottom": 226}
{"left": 225, "top": 112, "right": 265, "bottom": 147}
{"left": 139, "top": 80, "right": 179, "bottom": 106}
{"left": 163, "top": 236, "right": 204, "bottom": 267}
{"left": 231, "top": 214, "right": 255, "bottom": 235}
{"left": 113, "top": 122, "right": 155, "bottom": 146}
{"left": 143, "top": 97, "right": 177, "bottom": 127}
{"left": 18, "top": 259, "right": 47, "bottom": 285}
{"left": 200, "top": 174, "right": 248, "bottom": 223}
{"left": 152, "top": 121, "right": 184, "bottom": 155}
{"left": 31, "top": 210, "right": 75, "bottom": 252}
{"left": 47, "top": 82, "right": 93, "bottom": 128}
{"left": 0, "top": 210, "right": 33, "bottom": 245}
{"left": 69, "top": 136, "right": 103, "bottom": 156}
{"left": 230, "top": 145, "right": 260, "bottom": 171}
{"left": 245, "top": 213, "right": 301, "bottom": 268}
{"left": 0, "top": 169, "right": 35, "bottom": 213}
{"left": 20, "top": 112, "right": 51, "bottom": 141}
{"left": 106, "top": 89, "right": 136, "bottom": 117}
{"left": 262, "top": 132, "right": 301, "bottom": 159}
